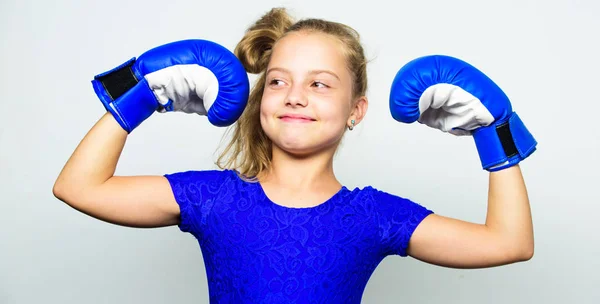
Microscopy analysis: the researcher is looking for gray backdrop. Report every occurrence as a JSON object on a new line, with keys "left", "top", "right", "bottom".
{"left": 1, "top": 0, "right": 598, "bottom": 303}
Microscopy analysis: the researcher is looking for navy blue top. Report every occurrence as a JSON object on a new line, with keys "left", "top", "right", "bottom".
{"left": 165, "top": 169, "right": 433, "bottom": 303}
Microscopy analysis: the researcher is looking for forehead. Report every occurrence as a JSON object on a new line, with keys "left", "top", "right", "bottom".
{"left": 268, "top": 31, "right": 348, "bottom": 77}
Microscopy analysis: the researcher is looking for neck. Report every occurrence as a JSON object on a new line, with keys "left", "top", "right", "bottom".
{"left": 258, "top": 145, "right": 340, "bottom": 191}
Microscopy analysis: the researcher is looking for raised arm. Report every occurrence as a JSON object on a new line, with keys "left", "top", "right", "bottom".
{"left": 388, "top": 54, "right": 537, "bottom": 268}
{"left": 53, "top": 39, "right": 249, "bottom": 228}
{"left": 53, "top": 113, "right": 179, "bottom": 228}
{"left": 406, "top": 165, "right": 533, "bottom": 268}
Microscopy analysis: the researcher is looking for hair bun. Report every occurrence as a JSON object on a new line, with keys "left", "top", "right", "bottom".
{"left": 234, "top": 7, "right": 294, "bottom": 74}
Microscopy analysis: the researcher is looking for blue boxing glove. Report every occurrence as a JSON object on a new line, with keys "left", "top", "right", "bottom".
{"left": 389, "top": 55, "right": 537, "bottom": 171}
{"left": 92, "top": 39, "right": 250, "bottom": 133}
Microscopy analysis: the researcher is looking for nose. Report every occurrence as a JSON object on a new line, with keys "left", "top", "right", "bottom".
{"left": 285, "top": 83, "right": 308, "bottom": 107}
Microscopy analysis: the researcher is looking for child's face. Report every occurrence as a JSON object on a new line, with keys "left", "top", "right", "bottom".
{"left": 260, "top": 31, "right": 357, "bottom": 156}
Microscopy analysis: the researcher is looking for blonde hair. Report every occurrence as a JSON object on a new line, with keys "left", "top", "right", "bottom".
{"left": 216, "top": 7, "right": 368, "bottom": 179}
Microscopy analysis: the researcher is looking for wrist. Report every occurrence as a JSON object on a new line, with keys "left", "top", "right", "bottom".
{"left": 473, "top": 112, "right": 537, "bottom": 171}
{"left": 92, "top": 59, "right": 159, "bottom": 133}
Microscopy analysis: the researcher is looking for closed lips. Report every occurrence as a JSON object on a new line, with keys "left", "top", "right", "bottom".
{"left": 279, "top": 114, "right": 316, "bottom": 121}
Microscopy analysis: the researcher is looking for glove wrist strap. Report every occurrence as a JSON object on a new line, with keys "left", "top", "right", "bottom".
{"left": 473, "top": 112, "right": 537, "bottom": 171}
{"left": 92, "top": 58, "right": 140, "bottom": 102}
{"left": 91, "top": 58, "right": 158, "bottom": 133}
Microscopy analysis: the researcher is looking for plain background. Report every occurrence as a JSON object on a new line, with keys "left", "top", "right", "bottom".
{"left": 1, "top": 0, "right": 598, "bottom": 303}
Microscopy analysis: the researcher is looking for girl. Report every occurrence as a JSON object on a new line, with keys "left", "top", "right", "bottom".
{"left": 53, "top": 7, "right": 534, "bottom": 303}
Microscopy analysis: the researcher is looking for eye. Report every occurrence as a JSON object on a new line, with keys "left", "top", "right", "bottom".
{"left": 269, "top": 79, "right": 285, "bottom": 86}
{"left": 312, "top": 81, "right": 329, "bottom": 89}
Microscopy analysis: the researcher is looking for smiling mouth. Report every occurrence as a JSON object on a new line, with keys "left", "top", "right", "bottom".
{"left": 279, "top": 115, "right": 316, "bottom": 122}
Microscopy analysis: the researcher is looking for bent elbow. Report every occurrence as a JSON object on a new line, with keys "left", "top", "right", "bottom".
{"left": 52, "top": 180, "right": 65, "bottom": 201}
{"left": 507, "top": 242, "right": 534, "bottom": 263}
{"left": 497, "top": 231, "right": 534, "bottom": 263}
{"left": 52, "top": 178, "right": 77, "bottom": 203}
{"left": 518, "top": 245, "right": 534, "bottom": 261}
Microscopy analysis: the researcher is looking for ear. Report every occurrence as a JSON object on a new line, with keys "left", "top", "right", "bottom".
{"left": 348, "top": 96, "right": 368, "bottom": 126}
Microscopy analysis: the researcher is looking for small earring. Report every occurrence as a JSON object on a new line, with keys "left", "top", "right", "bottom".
{"left": 349, "top": 119, "right": 355, "bottom": 130}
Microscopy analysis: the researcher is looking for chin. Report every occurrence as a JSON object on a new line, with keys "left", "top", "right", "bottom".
{"left": 263, "top": 122, "right": 343, "bottom": 157}
{"left": 274, "top": 137, "right": 339, "bottom": 158}
{"left": 276, "top": 141, "right": 314, "bottom": 156}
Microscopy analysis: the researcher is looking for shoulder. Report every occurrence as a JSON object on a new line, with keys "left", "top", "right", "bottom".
{"left": 343, "top": 185, "right": 423, "bottom": 206}
{"left": 164, "top": 168, "right": 238, "bottom": 185}
{"left": 343, "top": 185, "right": 433, "bottom": 219}
{"left": 162, "top": 169, "right": 238, "bottom": 234}
{"left": 163, "top": 168, "right": 245, "bottom": 197}
{"left": 349, "top": 185, "right": 434, "bottom": 257}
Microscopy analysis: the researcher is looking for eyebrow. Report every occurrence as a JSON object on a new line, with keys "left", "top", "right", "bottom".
{"left": 266, "top": 67, "right": 340, "bottom": 81}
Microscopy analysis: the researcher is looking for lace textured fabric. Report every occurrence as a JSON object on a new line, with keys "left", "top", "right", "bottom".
{"left": 165, "top": 169, "right": 433, "bottom": 303}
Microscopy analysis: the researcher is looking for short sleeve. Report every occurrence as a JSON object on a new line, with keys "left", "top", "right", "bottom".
{"left": 376, "top": 190, "right": 434, "bottom": 257}
{"left": 163, "top": 170, "right": 227, "bottom": 235}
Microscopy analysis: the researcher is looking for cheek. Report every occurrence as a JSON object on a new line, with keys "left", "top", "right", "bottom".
{"left": 259, "top": 95, "right": 275, "bottom": 118}
{"left": 258, "top": 102, "right": 269, "bottom": 131}
{"left": 260, "top": 90, "right": 282, "bottom": 114}
{"left": 259, "top": 95, "right": 279, "bottom": 132}
{"left": 316, "top": 99, "right": 350, "bottom": 124}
